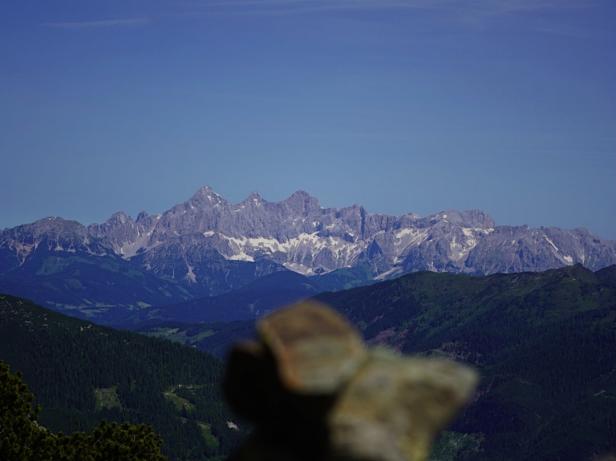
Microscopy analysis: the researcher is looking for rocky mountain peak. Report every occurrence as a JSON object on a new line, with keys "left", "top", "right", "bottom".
{"left": 107, "top": 211, "right": 133, "bottom": 225}
{"left": 432, "top": 209, "right": 495, "bottom": 228}
{"left": 190, "top": 185, "right": 227, "bottom": 206}
{"left": 136, "top": 211, "right": 153, "bottom": 223}
{"left": 283, "top": 190, "right": 321, "bottom": 215}
{"left": 1, "top": 217, "right": 101, "bottom": 262}
{"left": 27, "top": 217, "right": 86, "bottom": 237}
{"left": 242, "top": 192, "right": 266, "bottom": 206}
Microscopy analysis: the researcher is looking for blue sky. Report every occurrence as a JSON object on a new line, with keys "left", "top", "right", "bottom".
{"left": 1, "top": 0, "right": 615, "bottom": 238}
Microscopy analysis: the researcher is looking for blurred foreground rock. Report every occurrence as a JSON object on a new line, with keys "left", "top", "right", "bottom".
{"left": 224, "top": 301, "right": 478, "bottom": 461}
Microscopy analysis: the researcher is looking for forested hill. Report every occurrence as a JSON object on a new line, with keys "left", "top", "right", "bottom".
{"left": 0, "top": 294, "right": 243, "bottom": 461}
{"left": 316, "top": 264, "right": 616, "bottom": 461}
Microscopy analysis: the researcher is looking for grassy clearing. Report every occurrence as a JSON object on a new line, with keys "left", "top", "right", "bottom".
{"left": 94, "top": 386, "right": 122, "bottom": 411}
{"left": 197, "top": 422, "right": 220, "bottom": 450}
{"left": 163, "top": 387, "right": 195, "bottom": 413}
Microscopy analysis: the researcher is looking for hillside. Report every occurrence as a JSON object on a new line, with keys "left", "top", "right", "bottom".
{"left": 5, "top": 264, "right": 614, "bottom": 460}
{"left": 0, "top": 247, "right": 193, "bottom": 321}
{"left": 315, "top": 265, "right": 616, "bottom": 461}
{"left": 136, "top": 264, "right": 616, "bottom": 460}
{"left": 0, "top": 295, "right": 243, "bottom": 461}
{"left": 134, "top": 267, "right": 373, "bottom": 325}
{"left": 140, "top": 270, "right": 321, "bottom": 324}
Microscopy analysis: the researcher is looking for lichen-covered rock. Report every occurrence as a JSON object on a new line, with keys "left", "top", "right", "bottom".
{"left": 329, "top": 349, "right": 478, "bottom": 461}
{"left": 257, "top": 301, "right": 366, "bottom": 395}
{"left": 224, "top": 302, "right": 478, "bottom": 461}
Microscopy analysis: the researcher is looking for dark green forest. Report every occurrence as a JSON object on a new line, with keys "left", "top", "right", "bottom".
{"left": 136, "top": 264, "right": 616, "bottom": 460}
{"left": 0, "top": 295, "right": 244, "bottom": 461}
{"left": 2, "top": 265, "right": 616, "bottom": 461}
{"left": 317, "top": 264, "right": 616, "bottom": 461}
{"left": 1, "top": 360, "right": 167, "bottom": 461}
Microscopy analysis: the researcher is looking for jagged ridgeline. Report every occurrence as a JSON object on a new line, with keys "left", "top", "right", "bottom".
{"left": 0, "top": 295, "right": 244, "bottom": 461}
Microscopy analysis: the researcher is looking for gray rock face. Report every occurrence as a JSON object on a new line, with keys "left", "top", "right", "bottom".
{"left": 87, "top": 211, "right": 160, "bottom": 257}
{"left": 1, "top": 186, "right": 616, "bottom": 291}
{"left": 0, "top": 217, "right": 108, "bottom": 269}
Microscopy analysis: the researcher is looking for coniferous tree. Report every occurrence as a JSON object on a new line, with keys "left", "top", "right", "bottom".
{"left": 0, "top": 361, "right": 168, "bottom": 461}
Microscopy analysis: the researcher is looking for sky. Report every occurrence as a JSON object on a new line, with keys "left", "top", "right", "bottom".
{"left": 1, "top": 0, "right": 615, "bottom": 238}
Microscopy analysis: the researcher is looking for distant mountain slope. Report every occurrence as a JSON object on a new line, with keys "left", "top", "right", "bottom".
{"left": 313, "top": 265, "right": 616, "bottom": 461}
{"left": 0, "top": 246, "right": 193, "bottom": 320}
{"left": 0, "top": 294, "right": 243, "bottom": 461}
{"left": 142, "top": 271, "right": 321, "bottom": 324}
{"left": 1, "top": 186, "right": 615, "bottom": 320}
{"left": 137, "top": 268, "right": 377, "bottom": 326}
{"left": 139, "top": 320, "right": 256, "bottom": 360}
{"left": 0, "top": 223, "right": 286, "bottom": 320}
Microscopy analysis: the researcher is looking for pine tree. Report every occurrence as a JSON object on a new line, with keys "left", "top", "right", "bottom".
{"left": 0, "top": 361, "right": 168, "bottom": 461}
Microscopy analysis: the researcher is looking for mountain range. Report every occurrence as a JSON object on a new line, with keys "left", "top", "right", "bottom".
{"left": 1, "top": 186, "right": 615, "bottom": 320}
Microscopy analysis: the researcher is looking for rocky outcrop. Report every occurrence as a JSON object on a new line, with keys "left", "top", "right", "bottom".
{"left": 224, "top": 302, "right": 478, "bottom": 461}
